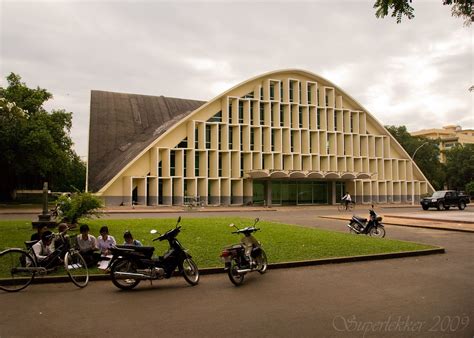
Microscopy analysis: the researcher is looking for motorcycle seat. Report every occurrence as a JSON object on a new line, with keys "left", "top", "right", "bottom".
{"left": 353, "top": 216, "right": 367, "bottom": 223}
{"left": 224, "top": 244, "right": 243, "bottom": 250}
{"left": 115, "top": 245, "right": 155, "bottom": 257}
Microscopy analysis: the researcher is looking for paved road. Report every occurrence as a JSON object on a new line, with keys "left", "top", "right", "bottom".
{"left": 1, "top": 209, "right": 473, "bottom": 337}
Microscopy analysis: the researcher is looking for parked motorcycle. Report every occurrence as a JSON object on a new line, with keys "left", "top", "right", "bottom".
{"left": 346, "top": 205, "right": 386, "bottom": 238}
{"left": 220, "top": 218, "right": 268, "bottom": 286}
{"left": 108, "top": 217, "right": 199, "bottom": 290}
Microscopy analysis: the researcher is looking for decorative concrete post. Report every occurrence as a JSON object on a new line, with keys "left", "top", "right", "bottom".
{"left": 32, "top": 182, "right": 56, "bottom": 229}
{"left": 38, "top": 182, "right": 51, "bottom": 222}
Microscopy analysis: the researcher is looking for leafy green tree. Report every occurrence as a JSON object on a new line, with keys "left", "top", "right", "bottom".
{"left": 0, "top": 73, "right": 86, "bottom": 200}
{"left": 465, "top": 181, "right": 474, "bottom": 197}
{"left": 0, "top": 73, "right": 52, "bottom": 114}
{"left": 374, "top": 0, "right": 472, "bottom": 25}
{"left": 445, "top": 144, "right": 474, "bottom": 191}
{"left": 385, "top": 125, "right": 446, "bottom": 190}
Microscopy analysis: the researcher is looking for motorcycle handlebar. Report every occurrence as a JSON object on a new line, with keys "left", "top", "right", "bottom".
{"left": 153, "top": 226, "right": 181, "bottom": 241}
{"left": 232, "top": 227, "right": 260, "bottom": 234}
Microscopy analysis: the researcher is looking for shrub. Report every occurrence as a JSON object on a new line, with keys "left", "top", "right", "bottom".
{"left": 56, "top": 192, "right": 103, "bottom": 224}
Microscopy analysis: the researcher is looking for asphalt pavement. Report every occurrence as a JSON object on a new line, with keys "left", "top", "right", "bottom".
{"left": 0, "top": 206, "right": 473, "bottom": 337}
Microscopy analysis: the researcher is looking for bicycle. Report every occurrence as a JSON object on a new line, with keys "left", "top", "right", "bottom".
{"left": 184, "top": 196, "right": 203, "bottom": 210}
{"left": 338, "top": 200, "right": 355, "bottom": 212}
{"left": 0, "top": 230, "right": 89, "bottom": 292}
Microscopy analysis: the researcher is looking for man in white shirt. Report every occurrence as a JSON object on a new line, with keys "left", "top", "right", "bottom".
{"left": 341, "top": 192, "right": 352, "bottom": 210}
{"left": 31, "top": 231, "right": 55, "bottom": 267}
{"left": 97, "top": 225, "right": 116, "bottom": 256}
{"left": 76, "top": 224, "right": 99, "bottom": 265}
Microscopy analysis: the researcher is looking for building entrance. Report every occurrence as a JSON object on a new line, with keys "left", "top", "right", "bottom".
{"left": 253, "top": 180, "right": 335, "bottom": 205}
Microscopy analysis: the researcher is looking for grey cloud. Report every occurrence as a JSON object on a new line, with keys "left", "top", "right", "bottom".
{"left": 1, "top": 1, "right": 472, "bottom": 157}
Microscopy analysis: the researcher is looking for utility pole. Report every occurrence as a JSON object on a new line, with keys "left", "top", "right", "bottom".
{"left": 411, "top": 142, "right": 429, "bottom": 205}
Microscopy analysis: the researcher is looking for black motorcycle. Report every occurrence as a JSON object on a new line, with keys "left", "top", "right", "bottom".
{"left": 220, "top": 218, "right": 268, "bottom": 286}
{"left": 108, "top": 217, "right": 199, "bottom": 290}
{"left": 346, "top": 205, "right": 386, "bottom": 238}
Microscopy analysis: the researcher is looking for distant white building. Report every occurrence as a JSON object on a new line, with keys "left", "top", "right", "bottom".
{"left": 411, "top": 125, "right": 474, "bottom": 163}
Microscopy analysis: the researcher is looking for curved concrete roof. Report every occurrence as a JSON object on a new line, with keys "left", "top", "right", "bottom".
{"left": 91, "top": 69, "right": 434, "bottom": 194}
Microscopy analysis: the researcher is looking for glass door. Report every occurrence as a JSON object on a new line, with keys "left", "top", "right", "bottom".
{"left": 253, "top": 181, "right": 265, "bottom": 205}
{"left": 297, "top": 182, "right": 313, "bottom": 205}
{"left": 281, "top": 182, "right": 297, "bottom": 205}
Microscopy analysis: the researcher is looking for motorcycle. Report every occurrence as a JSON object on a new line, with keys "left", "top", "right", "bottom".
{"left": 108, "top": 217, "right": 199, "bottom": 290}
{"left": 346, "top": 205, "right": 386, "bottom": 238}
{"left": 220, "top": 218, "right": 268, "bottom": 286}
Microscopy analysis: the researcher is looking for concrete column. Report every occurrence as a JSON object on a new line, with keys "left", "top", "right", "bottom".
{"left": 265, "top": 181, "right": 272, "bottom": 207}
{"left": 331, "top": 181, "right": 336, "bottom": 205}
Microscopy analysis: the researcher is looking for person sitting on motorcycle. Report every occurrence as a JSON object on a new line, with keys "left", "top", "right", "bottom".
{"left": 123, "top": 231, "right": 142, "bottom": 247}
{"left": 341, "top": 192, "right": 352, "bottom": 210}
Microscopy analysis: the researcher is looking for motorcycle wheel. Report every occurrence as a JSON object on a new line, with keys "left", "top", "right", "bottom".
{"left": 369, "top": 226, "right": 386, "bottom": 238}
{"left": 348, "top": 222, "right": 358, "bottom": 234}
{"left": 180, "top": 258, "right": 199, "bottom": 286}
{"left": 110, "top": 259, "right": 141, "bottom": 290}
{"left": 228, "top": 259, "right": 245, "bottom": 286}
{"left": 256, "top": 249, "right": 268, "bottom": 274}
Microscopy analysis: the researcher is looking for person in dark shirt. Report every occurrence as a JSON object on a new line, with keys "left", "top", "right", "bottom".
{"left": 31, "top": 225, "right": 48, "bottom": 242}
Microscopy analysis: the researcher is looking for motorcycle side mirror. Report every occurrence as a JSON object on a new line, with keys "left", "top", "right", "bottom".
{"left": 371, "top": 204, "right": 374, "bottom": 209}
{"left": 255, "top": 218, "right": 260, "bottom": 224}
{"left": 229, "top": 223, "right": 235, "bottom": 228}
{"left": 176, "top": 216, "right": 181, "bottom": 228}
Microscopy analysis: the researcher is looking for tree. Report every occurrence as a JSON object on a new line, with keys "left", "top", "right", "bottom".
{"left": 465, "top": 181, "right": 474, "bottom": 197}
{"left": 445, "top": 144, "right": 474, "bottom": 191}
{"left": 385, "top": 125, "right": 446, "bottom": 190}
{"left": 0, "top": 73, "right": 86, "bottom": 200}
{"left": 374, "top": 0, "right": 472, "bottom": 25}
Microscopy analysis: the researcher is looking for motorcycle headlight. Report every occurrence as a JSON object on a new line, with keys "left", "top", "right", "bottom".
{"left": 431, "top": 199, "right": 437, "bottom": 202}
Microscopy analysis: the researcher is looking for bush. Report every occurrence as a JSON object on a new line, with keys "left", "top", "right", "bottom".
{"left": 56, "top": 192, "right": 103, "bottom": 224}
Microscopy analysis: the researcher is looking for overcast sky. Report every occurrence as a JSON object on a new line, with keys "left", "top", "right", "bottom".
{"left": 1, "top": 0, "right": 472, "bottom": 158}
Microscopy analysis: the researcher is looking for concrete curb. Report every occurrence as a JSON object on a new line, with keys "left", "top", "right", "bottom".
{"left": 384, "top": 214, "right": 474, "bottom": 225}
{"left": 318, "top": 215, "right": 474, "bottom": 233}
{"left": 19, "top": 247, "right": 444, "bottom": 285}
{"left": 385, "top": 222, "right": 474, "bottom": 233}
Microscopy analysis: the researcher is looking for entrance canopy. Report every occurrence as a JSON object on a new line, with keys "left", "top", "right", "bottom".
{"left": 245, "top": 170, "right": 371, "bottom": 180}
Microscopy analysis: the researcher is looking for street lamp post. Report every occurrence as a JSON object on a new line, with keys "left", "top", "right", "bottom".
{"left": 411, "top": 142, "right": 429, "bottom": 205}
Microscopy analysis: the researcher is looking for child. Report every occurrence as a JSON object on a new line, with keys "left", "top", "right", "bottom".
{"left": 123, "top": 231, "right": 142, "bottom": 247}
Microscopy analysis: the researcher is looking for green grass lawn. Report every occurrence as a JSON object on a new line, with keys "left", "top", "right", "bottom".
{"left": 0, "top": 217, "right": 436, "bottom": 272}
